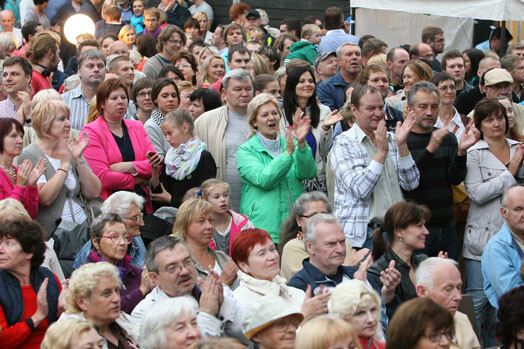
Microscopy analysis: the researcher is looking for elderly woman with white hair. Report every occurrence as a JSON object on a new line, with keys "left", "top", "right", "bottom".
{"left": 140, "top": 296, "right": 202, "bottom": 349}
{"left": 237, "top": 93, "right": 316, "bottom": 243}
{"left": 328, "top": 279, "right": 386, "bottom": 349}
{"left": 18, "top": 99, "right": 102, "bottom": 236}
{"left": 63, "top": 262, "right": 139, "bottom": 348}
{"left": 73, "top": 191, "right": 147, "bottom": 270}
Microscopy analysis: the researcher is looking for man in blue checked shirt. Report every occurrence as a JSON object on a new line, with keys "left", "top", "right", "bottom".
{"left": 330, "top": 85, "right": 420, "bottom": 249}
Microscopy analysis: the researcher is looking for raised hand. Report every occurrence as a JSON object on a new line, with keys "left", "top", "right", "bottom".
{"left": 17, "top": 91, "right": 31, "bottom": 122}
{"left": 27, "top": 158, "right": 46, "bottom": 187}
{"left": 16, "top": 159, "right": 32, "bottom": 187}
{"left": 458, "top": 119, "right": 480, "bottom": 155}
{"left": 395, "top": 110, "right": 415, "bottom": 146}
{"left": 219, "top": 261, "right": 239, "bottom": 286}
{"left": 437, "top": 251, "right": 449, "bottom": 258}
{"left": 293, "top": 107, "right": 303, "bottom": 125}
{"left": 345, "top": 248, "right": 370, "bottom": 266}
{"left": 301, "top": 285, "right": 329, "bottom": 321}
{"left": 322, "top": 109, "right": 344, "bottom": 131}
{"left": 380, "top": 260, "right": 401, "bottom": 303}
{"left": 31, "top": 278, "right": 49, "bottom": 326}
{"left": 354, "top": 253, "right": 372, "bottom": 282}
{"left": 294, "top": 115, "right": 312, "bottom": 145}
{"left": 140, "top": 267, "right": 154, "bottom": 295}
{"left": 70, "top": 132, "right": 89, "bottom": 161}
{"left": 198, "top": 271, "right": 221, "bottom": 316}
{"left": 285, "top": 129, "right": 295, "bottom": 156}
{"left": 508, "top": 143, "right": 524, "bottom": 176}
{"left": 373, "top": 119, "right": 389, "bottom": 163}
{"left": 427, "top": 123, "right": 450, "bottom": 154}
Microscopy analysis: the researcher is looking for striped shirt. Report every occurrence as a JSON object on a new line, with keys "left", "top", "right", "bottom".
{"left": 62, "top": 85, "right": 91, "bottom": 130}
{"left": 330, "top": 124, "right": 419, "bottom": 247}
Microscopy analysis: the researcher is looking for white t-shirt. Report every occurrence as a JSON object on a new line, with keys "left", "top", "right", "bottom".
{"left": 37, "top": 157, "right": 87, "bottom": 224}
{"left": 189, "top": 1, "right": 214, "bottom": 20}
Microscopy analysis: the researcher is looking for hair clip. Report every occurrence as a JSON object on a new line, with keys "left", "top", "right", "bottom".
{"left": 196, "top": 189, "right": 202, "bottom": 197}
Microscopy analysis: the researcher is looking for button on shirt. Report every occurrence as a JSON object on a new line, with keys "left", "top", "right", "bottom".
{"left": 63, "top": 84, "right": 91, "bottom": 130}
{"left": 330, "top": 123, "right": 419, "bottom": 247}
{"left": 0, "top": 97, "right": 18, "bottom": 119}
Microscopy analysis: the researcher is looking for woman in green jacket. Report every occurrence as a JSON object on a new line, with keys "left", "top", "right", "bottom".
{"left": 237, "top": 94, "right": 317, "bottom": 243}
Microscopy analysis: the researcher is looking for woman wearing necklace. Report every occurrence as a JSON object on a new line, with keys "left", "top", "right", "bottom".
{"left": 18, "top": 100, "right": 102, "bottom": 235}
{"left": 82, "top": 78, "right": 156, "bottom": 214}
{"left": 0, "top": 118, "right": 45, "bottom": 219}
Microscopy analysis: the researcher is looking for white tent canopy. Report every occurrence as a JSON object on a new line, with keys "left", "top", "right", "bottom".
{"left": 350, "top": 0, "right": 524, "bottom": 21}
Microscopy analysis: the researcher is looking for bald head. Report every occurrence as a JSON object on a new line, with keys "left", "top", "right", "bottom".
{"left": 501, "top": 186, "right": 524, "bottom": 237}
{"left": 109, "top": 40, "right": 129, "bottom": 57}
{"left": 478, "top": 56, "right": 501, "bottom": 79}
{"left": 415, "top": 257, "right": 462, "bottom": 315}
{"left": 410, "top": 42, "right": 434, "bottom": 62}
{"left": 1, "top": 10, "right": 15, "bottom": 32}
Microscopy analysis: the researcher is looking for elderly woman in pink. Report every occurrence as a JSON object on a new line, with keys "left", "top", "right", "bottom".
{"left": 82, "top": 78, "right": 157, "bottom": 213}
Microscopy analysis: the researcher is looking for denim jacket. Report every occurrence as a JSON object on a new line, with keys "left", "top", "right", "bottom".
{"left": 482, "top": 223, "right": 524, "bottom": 308}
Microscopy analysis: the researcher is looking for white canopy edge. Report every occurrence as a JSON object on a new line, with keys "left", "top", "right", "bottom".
{"left": 351, "top": 0, "right": 524, "bottom": 21}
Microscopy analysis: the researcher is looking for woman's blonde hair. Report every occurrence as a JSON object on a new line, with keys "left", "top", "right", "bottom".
{"left": 328, "top": 279, "right": 382, "bottom": 338}
{"left": 31, "top": 99, "right": 71, "bottom": 139}
{"left": 367, "top": 53, "right": 387, "bottom": 67}
{"left": 294, "top": 316, "right": 362, "bottom": 349}
{"left": 251, "top": 53, "right": 271, "bottom": 76}
{"left": 86, "top": 96, "right": 98, "bottom": 125}
{"left": 199, "top": 54, "right": 224, "bottom": 84}
{"left": 41, "top": 318, "right": 98, "bottom": 349}
{"left": 246, "top": 93, "right": 283, "bottom": 138}
{"left": 200, "top": 178, "right": 231, "bottom": 201}
{"left": 31, "top": 88, "right": 61, "bottom": 109}
{"left": 0, "top": 198, "right": 30, "bottom": 222}
{"left": 118, "top": 24, "right": 136, "bottom": 43}
{"left": 177, "top": 80, "right": 194, "bottom": 94}
{"left": 66, "top": 262, "right": 122, "bottom": 314}
{"left": 192, "top": 11, "right": 209, "bottom": 31}
{"left": 172, "top": 198, "right": 214, "bottom": 240}
{"left": 197, "top": 46, "right": 218, "bottom": 66}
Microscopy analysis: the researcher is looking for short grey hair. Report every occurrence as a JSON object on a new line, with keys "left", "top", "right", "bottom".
{"left": 501, "top": 184, "right": 524, "bottom": 208}
{"left": 407, "top": 80, "right": 440, "bottom": 107}
{"left": 63, "top": 74, "right": 80, "bottom": 92}
{"left": 89, "top": 213, "right": 126, "bottom": 242}
{"left": 145, "top": 235, "right": 188, "bottom": 273}
{"left": 78, "top": 49, "right": 106, "bottom": 69}
{"left": 336, "top": 42, "right": 359, "bottom": 59}
{"left": 222, "top": 68, "right": 253, "bottom": 90}
{"left": 415, "top": 257, "right": 458, "bottom": 289}
{"left": 100, "top": 191, "right": 145, "bottom": 217}
{"left": 140, "top": 296, "right": 199, "bottom": 349}
{"left": 304, "top": 213, "right": 340, "bottom": 247}
{"left": 0, "top": 32, "right": 17, "bottom": 52}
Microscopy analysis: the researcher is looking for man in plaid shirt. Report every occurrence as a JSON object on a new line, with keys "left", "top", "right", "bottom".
{"left": 330, "top": 85, "right": 420, "bottom": 248}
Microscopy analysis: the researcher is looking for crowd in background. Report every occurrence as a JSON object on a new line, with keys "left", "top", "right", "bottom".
{"left": 0, "top": 0, "right": 524, "bottom": 348}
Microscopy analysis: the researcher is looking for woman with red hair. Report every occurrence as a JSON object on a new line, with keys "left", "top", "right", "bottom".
{"left": 231, "top": 228, "right": 328, "bottom": 320}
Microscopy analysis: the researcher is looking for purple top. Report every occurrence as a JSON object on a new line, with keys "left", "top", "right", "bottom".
{"left": 87, "top": 251, "right": 146, "bottom": 314}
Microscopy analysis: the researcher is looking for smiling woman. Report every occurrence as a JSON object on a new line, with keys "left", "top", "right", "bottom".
{"left": 237, "top": 93, "right": 317, "bottom": 243}
{"left": 19, "top": 100, "right": 102, "bottom": 236}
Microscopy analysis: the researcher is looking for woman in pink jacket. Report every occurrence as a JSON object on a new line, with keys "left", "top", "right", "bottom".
{"left": 82, "top": 79, "right": 156, "bottom": 213}
{"left": 0, "top": 118, "right": 45, "bottom": 219}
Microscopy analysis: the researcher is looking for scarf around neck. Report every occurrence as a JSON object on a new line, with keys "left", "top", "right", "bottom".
{"left": 164, "top": 137, "right": 206, "bottom": 180}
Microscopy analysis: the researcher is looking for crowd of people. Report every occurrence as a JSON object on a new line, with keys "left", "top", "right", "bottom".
{"left": 0, "top": 0, "right": 524, "bottom": 348}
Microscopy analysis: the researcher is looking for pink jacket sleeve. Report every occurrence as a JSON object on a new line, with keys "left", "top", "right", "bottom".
{"left": 81, "top": 122, "right": 136, "bottom": 195}
{"left": 0, "top": 169, "right": 38, "bottom": 219}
